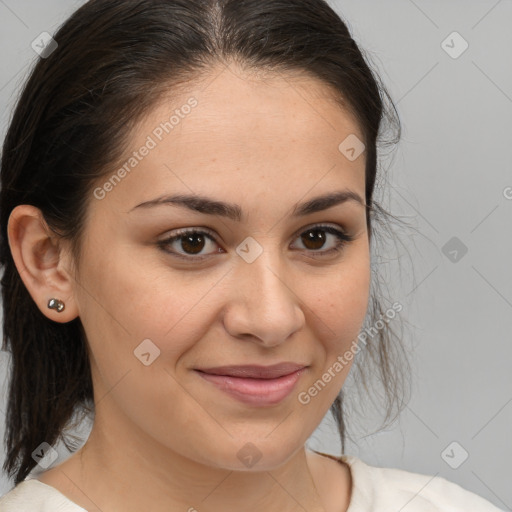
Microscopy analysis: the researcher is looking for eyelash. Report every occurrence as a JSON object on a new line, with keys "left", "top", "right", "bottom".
{"left": 157, "top": 224, "right": 355, "bottom": 262}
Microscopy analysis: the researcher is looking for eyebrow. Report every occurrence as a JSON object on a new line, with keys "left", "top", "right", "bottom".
{"left": 129, "top": 190, "right": 366, "bottom": 221}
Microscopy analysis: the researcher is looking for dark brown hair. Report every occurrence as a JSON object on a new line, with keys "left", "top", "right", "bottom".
{"left": 0, "top": 0, "right": 409, "bottom": 485}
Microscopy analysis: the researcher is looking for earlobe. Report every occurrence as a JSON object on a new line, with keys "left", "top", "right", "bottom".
{"left": 7, "top": 204, "right": 79, "bottom": 323}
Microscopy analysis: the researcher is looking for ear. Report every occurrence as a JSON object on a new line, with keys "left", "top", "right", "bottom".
{"left": 7, "top": 204, "right": 79, "bottom": 323}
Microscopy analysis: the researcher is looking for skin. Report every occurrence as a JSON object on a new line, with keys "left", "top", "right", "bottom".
{"left": 7, "top": 61, "right": 370, "bottom": 512}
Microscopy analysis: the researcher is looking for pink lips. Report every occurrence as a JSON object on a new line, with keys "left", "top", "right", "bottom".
{"left": 194, "top": 363, "right": 307, "bottom": 406}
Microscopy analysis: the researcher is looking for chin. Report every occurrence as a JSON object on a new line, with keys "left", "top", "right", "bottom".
{"left": 198, "top": 437, "right": 304, "bottom": 472}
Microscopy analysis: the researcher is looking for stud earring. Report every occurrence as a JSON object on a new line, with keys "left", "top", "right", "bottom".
{"left": 47, "top": 298, "right": 65, "bottom": 312}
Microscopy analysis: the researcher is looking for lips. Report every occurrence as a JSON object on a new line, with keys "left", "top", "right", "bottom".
{"left": 195, "top": 362, "right": 307, "bottom": 379}
{"left": 194, "top": 362, "right": 308, "bottom": 406}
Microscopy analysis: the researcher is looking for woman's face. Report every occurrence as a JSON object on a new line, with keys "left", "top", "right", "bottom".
{"left": 72, "top": 63, "right": 370, "bottom": 470}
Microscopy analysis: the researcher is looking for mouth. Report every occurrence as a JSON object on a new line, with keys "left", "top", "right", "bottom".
{"left": 194, "top": 363, "right": 308, "bottom": 406}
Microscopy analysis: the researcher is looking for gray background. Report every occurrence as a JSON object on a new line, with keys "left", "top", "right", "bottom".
{"left": 0, "top": 0, "right": 510, "bottom": 509}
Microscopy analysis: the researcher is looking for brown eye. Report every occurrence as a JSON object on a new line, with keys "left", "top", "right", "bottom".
{"left": 300, "top": 229, "right": 327, "bottom": 251}
{"left": 158, "top": 229, "right": 221, "bottom": 260}
{"left": 291, "top": 225, "right": 354, "bottom": 258}
{"left": 179, "top": 233, "right": 206, "bottom": 254}
{"left": 158, "top": 224, "right": 354, "bottom": 262}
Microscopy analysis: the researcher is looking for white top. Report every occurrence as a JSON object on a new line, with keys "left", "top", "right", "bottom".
{"left": 0, "top": 453, "right": 504, "bottom": 511}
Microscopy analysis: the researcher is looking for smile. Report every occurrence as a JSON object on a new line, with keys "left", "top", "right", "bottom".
{"left": 194, "top": 367, "right": 307, "bottom": 406}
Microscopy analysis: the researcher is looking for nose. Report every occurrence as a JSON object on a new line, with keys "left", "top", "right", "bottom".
{"left": 222, "top": 253, "right": 305, "bottom": 347}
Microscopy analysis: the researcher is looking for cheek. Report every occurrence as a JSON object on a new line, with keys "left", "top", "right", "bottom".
{"left": 75, "top": 252, "right": 217, "bottom": 432}
{"left": 305, "top": 254, "right": 370, "bottom": 390}
{"left": 317, "top": 254, "right": 371, "bottom": 343}
{"left": 76, "top": 244, "right": 237, "bottom": 422}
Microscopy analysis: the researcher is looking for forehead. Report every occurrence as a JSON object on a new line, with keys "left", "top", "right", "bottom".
{"left": 160, "top": 63, "right": 364, "bottom": 150}
{"left": 93, "top": 63, "right": 366, "bottom": 215}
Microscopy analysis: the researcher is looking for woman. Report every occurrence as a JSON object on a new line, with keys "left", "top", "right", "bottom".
{"left": 0, "top": 0, "right": 504, "bottom": 510}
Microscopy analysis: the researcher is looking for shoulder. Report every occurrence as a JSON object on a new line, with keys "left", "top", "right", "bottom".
{"left": 0, "top": 479, "right": 87, "bottom": 512}
{"left": 341, "top": 454, "right": 505, "bottom": 512}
